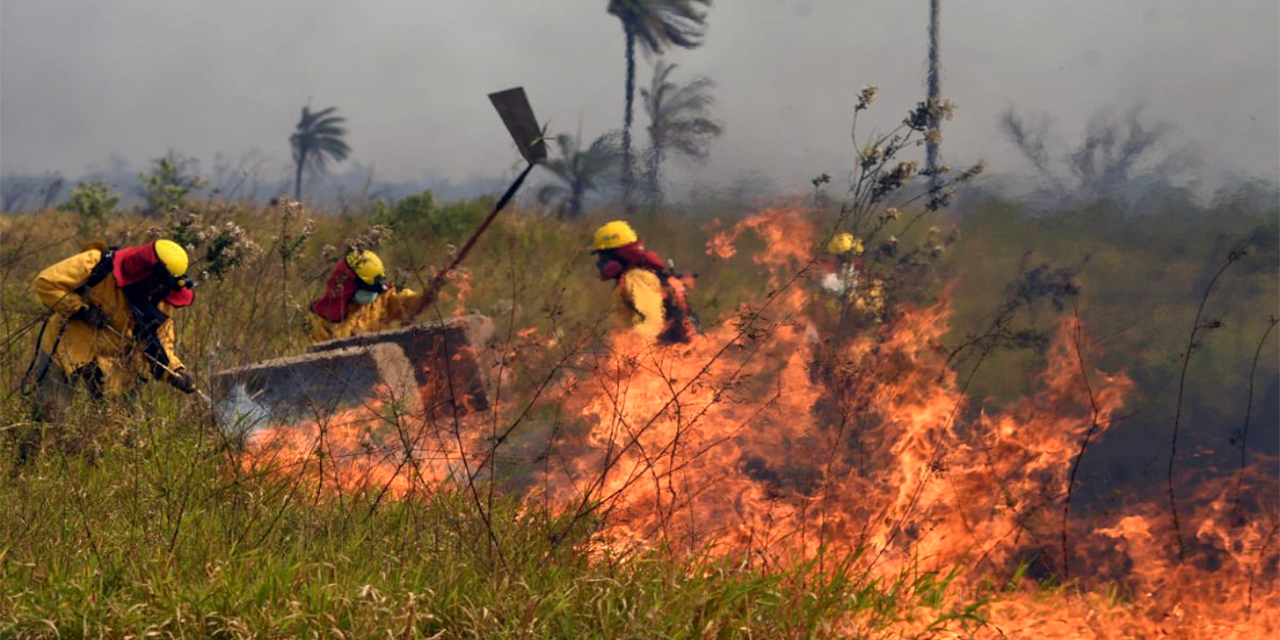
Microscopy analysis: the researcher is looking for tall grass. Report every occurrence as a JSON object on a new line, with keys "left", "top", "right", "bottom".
{"left": 0, "top": 202, "right": 992, "bottom": 638}
{"left": 1, "top": 184, "right": 1275, "bottom": 636}
{"left": 0, "top": 410, "right": 981, "bottom": 638}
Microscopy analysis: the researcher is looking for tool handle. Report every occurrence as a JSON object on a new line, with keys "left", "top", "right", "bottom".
{"left": 419, "top": 161, "right": 535, "bottom": 309}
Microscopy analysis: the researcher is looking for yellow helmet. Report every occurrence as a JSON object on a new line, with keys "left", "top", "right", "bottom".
{"left": 826, "top": 233, "right": 864, "bottom": 257}
{"left": 346, "top": 250, "right": 386, "bottom": 286}
{"left": 154, "top": 239, "right": 189, "bottom": 277}
{"left": 593, "top": 220, "right": 638, "bottom": 251}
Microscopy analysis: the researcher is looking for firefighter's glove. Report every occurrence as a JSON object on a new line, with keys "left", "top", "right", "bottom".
{"left": 71, "top": 304, "right": 111, "bottom": 329}
{"left": 168, "top": 368, "right": 197, "bottom": 395}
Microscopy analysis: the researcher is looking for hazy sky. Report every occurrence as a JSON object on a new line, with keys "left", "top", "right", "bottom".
{"left": 2, "top": 0, "right": 1277, "bottom": 194}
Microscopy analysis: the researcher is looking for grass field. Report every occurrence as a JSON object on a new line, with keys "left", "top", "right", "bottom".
{"left": 0, "top": 191, "right": 1276, "bottom": 638}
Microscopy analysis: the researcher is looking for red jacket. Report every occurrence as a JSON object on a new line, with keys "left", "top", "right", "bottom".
{"left": 598, "top": 241, "right": 667, "bottom": 280}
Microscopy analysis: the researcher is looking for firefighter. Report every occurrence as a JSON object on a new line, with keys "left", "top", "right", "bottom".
{"left": 814, "top": 232, "right": 884, "bottom": 326}
{"left": 309, "top": 249, "right": 430, "bottom": 343}
{"left": 818, "top": 232, "right": 863, "bottom": 298}
{"left": 25, "top": 239, "right": 198, "bottom": 422}
{"left": 591, "top": 220, "right": 696, "bottom": 344}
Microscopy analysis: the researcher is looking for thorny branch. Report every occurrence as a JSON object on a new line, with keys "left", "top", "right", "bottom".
{"left": 1168, "top": 241, "right": 1247, "bottom": 560}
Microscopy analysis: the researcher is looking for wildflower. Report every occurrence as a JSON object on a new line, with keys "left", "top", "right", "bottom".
{"left": 906, "top": 98, "right": 958, "bottom": 131}
{"left": 934, "top": 99, "right": 957, "bottom": 121}
{"left": 907, "top": 103, "right": 931, "bottom": 130}
{"left": 856, "top": 85, "right": 879, "bottom": 111}
{"left": 924, "top": 129, "right": 943, "bottom": 145}
{"left": 347, "top": 224, "right": 392, "bottom": 251}
{"left": 274, "top": 197, "right": 305, "bottom": 221}
{"left": 956, "top": 159, "right": 987, "bottom": 182}
{"left": 880, "top": 235, "right": 899, "bottom": 257}
{"left": 926, "top": 187, "right": 956, "bottom": 211}
{"left": 852, "top": 278, "right": 886, "bottom": 320}
{"left": 881, "top": 207, "right": 900, "bottom": 222}
{"left": 871, "top": 161, "right": 919, "bottom": 201}
{"left": 860, "top": 144, "right": 886, "bottom": 170}
{"left": 202, "top": 221, "right": 263, "bottom": 280}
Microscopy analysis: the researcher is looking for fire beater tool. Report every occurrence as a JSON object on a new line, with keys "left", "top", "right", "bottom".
{"left": 418, "top": 87, "right": 546, "bottom": 309}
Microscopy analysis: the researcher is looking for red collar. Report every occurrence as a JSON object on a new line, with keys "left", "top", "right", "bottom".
{"left": 310, "top": 259, "right": 360, "bottom": 322}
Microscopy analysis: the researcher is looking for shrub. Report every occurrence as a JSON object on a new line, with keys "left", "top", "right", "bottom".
{"left": 60, "top": 180, "right": 121, "bottom": 234}
{"left": 139, "top": 154, "right": 209, "bottom": 216}
{"left": 371, "top": 190, "right": 491, "bottom": 242}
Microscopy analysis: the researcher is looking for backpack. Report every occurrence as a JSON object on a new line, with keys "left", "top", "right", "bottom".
{"left": 21, "top": 242, "right": 120, "bottom": 393}
{"left": 75, "top": 241, "right": 118, "bottom": 295}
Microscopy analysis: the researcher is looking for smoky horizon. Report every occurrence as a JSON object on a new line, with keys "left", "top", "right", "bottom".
{"left": 1, "top": 0, "right": 1277, "bottom": 206}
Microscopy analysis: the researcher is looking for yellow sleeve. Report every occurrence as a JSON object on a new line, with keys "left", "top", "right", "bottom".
{"left": 622, "top": 270, "right": 666, "bottom": 339}
{"left": 380, "top": 287, "right": 428, "bottom": 324}
{"left": 33, "top": 249, "right": 102, "bottom": 316}
{"left": 309, "top": 314, "right": 340, "bottom": 344}
{"left": 156, "top": 303, "right": 185, "bottom": 372}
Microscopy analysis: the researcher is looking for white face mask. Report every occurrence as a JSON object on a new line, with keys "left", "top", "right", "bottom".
{"left": 352, "top": 290, "right": 380, "bottom": 305}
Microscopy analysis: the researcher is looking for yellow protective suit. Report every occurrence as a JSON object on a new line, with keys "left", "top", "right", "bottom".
{"left": 309, "top": 288, "right": 429, "bottom": 343}
{"left": 33, "top": 248, "right": 185, "bottom": 396}
{"left": 614, "top": 268, "right": 667, "bottom": 340}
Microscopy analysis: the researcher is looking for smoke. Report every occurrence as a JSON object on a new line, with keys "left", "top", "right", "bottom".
{"left": 3, "top": 0, "right": 1276, "bottom": 201}
{"left": 986, "top": 105, "right": 1213, "bottom": 213}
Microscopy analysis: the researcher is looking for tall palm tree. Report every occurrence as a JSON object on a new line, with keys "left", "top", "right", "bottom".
{"left": 289, "top": 105, "right": 350, "bottom": 200}
{"left": 925, "top": 0, "right": 941, "bottom": 189}
{"left": 606, "top": 0, "right": 712, "bottom": 211}
{"left": 536, "top": 132, "right": 622, "bottom": 218}
{"left": 641, "top": 60, "right": 722, "bottom": 206}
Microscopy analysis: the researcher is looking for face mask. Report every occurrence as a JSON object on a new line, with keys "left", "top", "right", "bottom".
{"left": 352, "top": 290, "right": 380, "bottom": 305}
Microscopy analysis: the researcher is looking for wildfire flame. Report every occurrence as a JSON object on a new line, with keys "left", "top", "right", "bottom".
{"left": 450, "top": 269, "right": 474, "bottom": 317}
{"left": 242, "top": 388, "right": 480, "bottom": 499}
{"left": 241, "top": 206, "right": 1278, "bottom": 637}
{"left": 544, "top": 207, "right": 1279, "bottom": 637}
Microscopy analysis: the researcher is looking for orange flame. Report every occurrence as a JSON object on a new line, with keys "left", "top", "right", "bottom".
{"left": 451, "top": 269, "right": 474, "bottom": 316}
{"left": 241, "top": 206, "right": 1277, "bottom": 637}
{"left": 243, "top": 386, "right": 484, "bottom": 499}
{"left": 543, "top": 207, "right": 1278, "bottom": 637}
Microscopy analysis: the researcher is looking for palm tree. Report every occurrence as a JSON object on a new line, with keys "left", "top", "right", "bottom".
{"left": 536, "top": 132, "right": 622, "bottom": 218}
{"left": 289, "top": 105, "right": 351, "bottom": 200}
{"left": 925, "top": 0, "right": 941, "bottom": 189}
{"left": 606, "top": 0, "right": 712, "bottom": 211}
{"left": 641, "top": 60, "right": 722, "bottom": 206}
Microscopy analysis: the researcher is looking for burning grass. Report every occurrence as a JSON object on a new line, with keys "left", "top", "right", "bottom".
{"left": 178, "top": 207, "right": 1279, "bottom": 638}
{"left": 533, "top": 209, "right": 1277, "bottom": 637}
{"left": 1, "top": 200, "right": 1276, "bottom": 637}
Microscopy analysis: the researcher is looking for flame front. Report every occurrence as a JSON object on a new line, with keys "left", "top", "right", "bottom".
{"left": 242, "top": 207, "right": 1277, "bottom": 637}
{"left": 243, "top": 389, "right": 482, "bottom": 499}
{"left": 543, "top": 207, "right": 1278, "bottom": 637}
